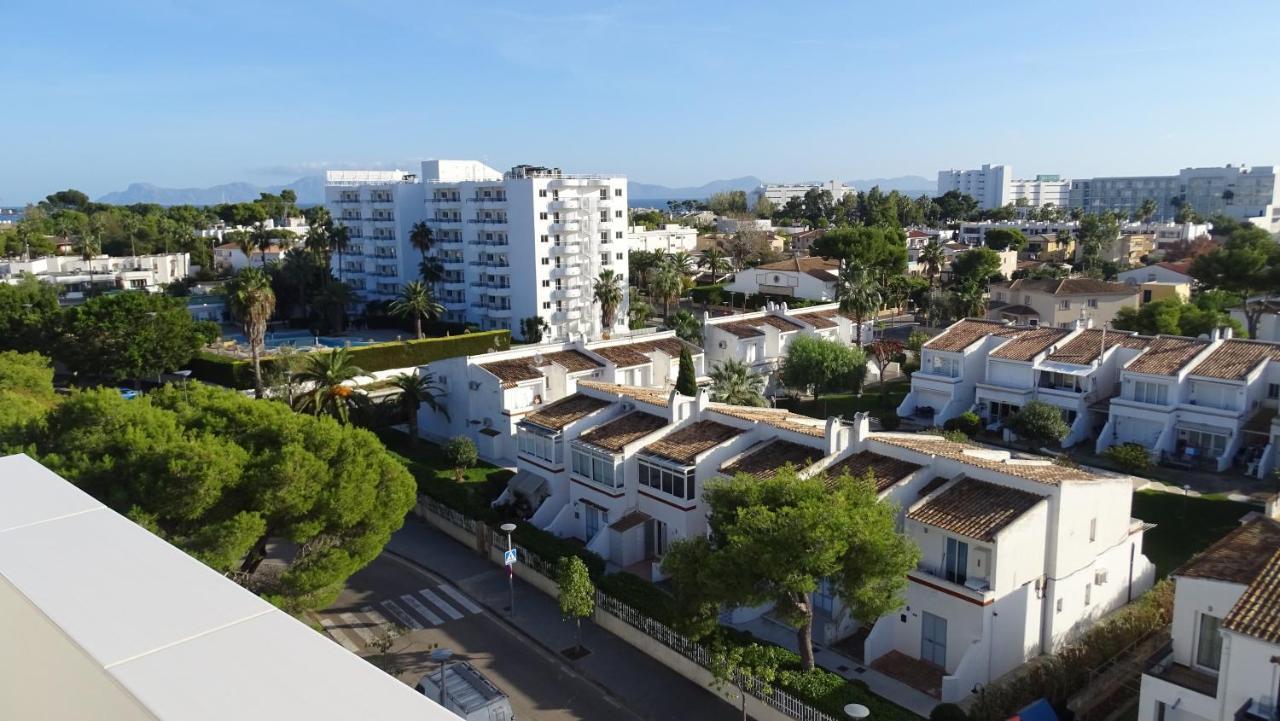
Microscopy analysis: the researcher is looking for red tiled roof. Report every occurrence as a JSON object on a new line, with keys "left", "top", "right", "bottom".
{"left": 720, "top": 440, "right": 823, "bottom": 480}
{"left": 1125, "top": 336, "right": 1210, "bottom": 376}
{"left": 907, "top": 478, "right": 1047, "bottom": 542}
{"left": 522, "top": 394, "right": 610, "bottom": 430}
{"left": 1187, "top": 339, "right": 1280, "bottom": 381}
{"left": 577, "top": 411, "right": 668, "bottom": 451}
{"left": 923, "top": 319, "right": 1016, "bottom": 352}
{"left": 989, "top": 327, "right": 1071, "bottom": 362}
{"left": 823, "top": 451, "right": 922, "bottom": 493}
{"left": 642, "top": 420, "right": 742, "bottom": 464}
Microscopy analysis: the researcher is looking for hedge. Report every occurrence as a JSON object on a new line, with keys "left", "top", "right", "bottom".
{"left": 189, "top": 330, "right": 511, "bottom": 389}
{"left": 512, "top": 522, "right": 607, "bottom": 580}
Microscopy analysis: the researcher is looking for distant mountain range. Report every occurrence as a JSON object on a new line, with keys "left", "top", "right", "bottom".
{"left": 96, "top": 176, "right": 325, "bottom": 206}
{"left": 93, "top": 172, "right": 936, "bottom": 207}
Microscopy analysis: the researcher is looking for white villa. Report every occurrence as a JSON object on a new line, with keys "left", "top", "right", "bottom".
{"left": 494, "top": 382, "right": 1154, "bottom": 704}
{"left": 0, "top": 252, "right": 192, "bottom": 300}
{"left": 724, "top": 256, "right": 842, "bottom": 302}
{"left": 1138, "top": 511, "right": 1280, "bottom": 721}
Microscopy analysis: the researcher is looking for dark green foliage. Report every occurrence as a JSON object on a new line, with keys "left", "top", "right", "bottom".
{"left": 1104, "top": 443, "right": 1151, "bottom": 474}
{"left": 943, "top": 411, "right": 982, "bottom": 437}
{"left": 949, "top": 247, "right": 1006, "bottom": 285}
{"left": 189, "top": 330, "right": 510, "bottom": 389}
{"left": 781, "top": 335, "right": 868, "bottom": 399}
{"left": 60, "top": 292, "right": 217, "bottom": 382}
{"left": 443, "top": 435, "right": 478, "bottom": 481}
{"left": 1111, "top": 297, "right": 1243, "bottom": 338}
{"left": 0, "top": 275, "right": 62, "bottom": 354}
{"left": 676, "top": 346, "right": 697, "bottom": 395}
{"left": 597, "top": 572, "right": 678, "bottom": 624}
{"left": 0, "top": 351, "right": 57, "bottom": 450}
{"left": 983, "top": 228, "right": 1027, "bottom": 252}
{"left": 878, "top": 410, "right": 901, "bottom": 430}
{"left": 1005, "top": 400, "right": 1070, "bottom": 446}
{"left": 810, "top": 226, "right": 909, "bottom": 277}
{"left": 931, "top": 702, "right": 969, "bottom": 721}
{"left": 23, "top": 383, "right": 417, "bottom": 612}
{"left": 375, "top": 429, "right": 510, "bottom": 520}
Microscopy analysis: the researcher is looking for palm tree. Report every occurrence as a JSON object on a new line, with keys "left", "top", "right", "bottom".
{"left": 666, "top": 309, "right": 702, "bottom": 344}
{"left": 251, "top": 221, "right": 274, "bottom": 265}
{"left": 593, "top": 268, "right": 625, "bottom": 337}
{"left": 331, "top": 223, "right": 352, "bottom": 280}
{"left": 919, "top": 240, "right": 946, "bottom": 288}
{"left": 838, "top": 263, "right": 882, "bottom": 348}
{"left": 389, "top": 371, "right": 448, "bottom": 444}
{"left": 709, "top": 359, "right": 767, "bottom": 407}
{"left": 230, "top": 230, "right": 256, "bottom": 266}
{"left": 667, "top": 250, "right": 696, "bottom": 276}
{"left": 408, "top": 221, "right": 442, "bottom": 285}
{"left": 294, "top": 347, "right": 366, "bottom": 424}
{"left": 649, "top": 263, "right": 683, "bottom": 321}
{"left": 950, "top": 282, "right": 987, "bottom": 319}
{"left": 699, "top": 248, "right": 731, "bottom": 278}
{"left": 390, "top": 280, "right": 444, "bottom": 339}
{"left": 315, "top": 279, "right": 352, "bottom": 333}
{"left": 225, "top": 267, "right": 276, "bottom": 399}
{"left": 1136, "top": 198, "right": 1158, "bottom": 223}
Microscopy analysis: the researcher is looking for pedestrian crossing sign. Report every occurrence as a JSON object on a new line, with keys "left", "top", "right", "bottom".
{"left": 504, "top": 548, "right": 518, "bottom": 566}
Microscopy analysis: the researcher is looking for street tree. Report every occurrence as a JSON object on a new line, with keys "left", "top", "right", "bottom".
{"left": 60, "top": 292, "right": 215, "bottom": 384}
{"left": 1005, "top": 400, "right": 1071, "bottom": 447}
{"left": 709, "top": 359, "right": 767, "bottom": 407}
{"left": 1190, "top": 225, "right": 1280, "bottom": 338}
{"left": 555, "top": 555, "right": 595, "bottom": 655}
{"left": 390, "top": 280, "right": 444, "bottom": 339}
{"left": 780, "top": 335, "right": 867, "bottom": 401}
{"left": 0, "top": 274, "right": 62, "bottom": 354}
{"left": 226, "top": 267, "right": 277, "bottom": 398}
{"left": 661, "top": 468, "right": 919, "bottom": 671}
{"left": 709, "top": 641, "right": 779, "bottom": 721}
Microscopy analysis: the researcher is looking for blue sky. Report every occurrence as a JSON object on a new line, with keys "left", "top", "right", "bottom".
{"left": 3, "top": 0, "right": 1278, "bottom": 203}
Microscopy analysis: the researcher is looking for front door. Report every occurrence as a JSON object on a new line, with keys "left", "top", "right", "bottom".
{"left": 584, "top": 505, "right": 605, "bottom": 541}
{"left": 921, "top": 612, "right": 948, "bottom": 668}
{"left": 643, "top": 518, "right": 668, "bottom": 559}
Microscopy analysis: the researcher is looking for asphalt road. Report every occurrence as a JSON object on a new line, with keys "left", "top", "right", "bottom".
{"left": 316, "top": 553, "right": 639, "bottom": 721}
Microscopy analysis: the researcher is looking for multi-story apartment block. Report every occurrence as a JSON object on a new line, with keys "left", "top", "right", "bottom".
{"left": 417, "top": 331, "right": 703, "bottom": 465}
{"left": 1138, "top": 512, "right": 1280, "bottom": 721}
{"left": 626, "top": 224, "right": 698, "bottom": 253}
{"left": 1069, "top": 165, "right": 1280, "bottom": 232}
{"left": 988, "top": 278, "right": 1140, "bottom": 328}
{"left": 751, "top": 180, "right": 852, "bottom": 208}
{"left": 0, "top": 252, "right": 191, "bottom": 301}
{"left": 938, "top": 165, "right": 1070, "bottom": 210}
{"left": 323, "top": 169, "right": 427, "bottom": 305}
{"left": 503, "top": 382, "right": 1153, "bottom": 705}
{"left": 326, "top": 161, "right": 629, "bottom": 342}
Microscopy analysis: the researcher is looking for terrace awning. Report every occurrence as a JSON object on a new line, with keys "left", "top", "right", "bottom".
{"left": 1036, "top": 361, "right": 1093, "bottom": 376}
{"left": 508, "top": 470, "right": 549, "bottom": 505}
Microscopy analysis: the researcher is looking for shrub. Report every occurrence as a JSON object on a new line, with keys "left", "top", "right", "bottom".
{"left": 943, "top": 411, "right": 982, "bottom": 437}
{"left": 1105, "top": 443, "right": 1151, "bottom": 474}
{"left": 512, "top": 523, "right": 606, "bottom": 579}
{"left": 901, "top": 356, "right": 920, "bottom": 376}
{"left": 597, "top": 572, "right": 679, "bottom": 625}
{"left": 878, "top": 410, "right": 901, "bottom": 431}
{"left": 931, "top": 702, "right": 969, "bottom": 721}
{"left": 443, "top": 436, "right": 478, "bottom": 482}
{"left": 1005, "top": 400, "right": 1070, "bottom": 447}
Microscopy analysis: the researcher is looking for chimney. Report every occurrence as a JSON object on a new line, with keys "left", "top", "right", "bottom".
{"left": 847, "top": 412, "right": 872, "bottom": 451}
{"left": 1211, "top": 327, "right": 1221, "bottom": 341}
{"left": 695, "top": 388, "right": 710, "bottom": 415}
{"left": 1222, "top": 326, "right": 1233, "bottom": 340}
{"left": 779, "top": 302, "right": 789, "bottom": 314}
{"left": 1267, "top": 493, "right": 1280, "bottom": 521}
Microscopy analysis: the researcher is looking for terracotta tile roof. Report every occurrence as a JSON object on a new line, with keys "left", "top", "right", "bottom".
{"left": 1155, "top": 261, "right": 1192, "bottom": 276}
{"left": 908, "top": 478, "right": 1046, "bottom": 542}
{"left": 871, "top": 434, "right": 1097, "bottom": 485}
{"left": 609, "top": 510, "right": 651, "bottom": 532}
{"left": 1045, "top": 328, "right": 1148, "bottom": 365}
{"left": 720, "top": 440, "right": 823, "bottom": 480}
{"left": 577, "top": 380, "right": 672, "bottom": 407}
{"left": 642, "top": 420, "right": 743, "bottom": 464}
{"left": 716, "top": 314, "right": 806, "bottom": 339}
{"left": 823, "top": 451, "right": 923, "bottom": 493}
{"left": 990, "top": 327, "right": 1071, "bottom": 361}
{"left": 541, "top": 350, "right": 604, "bottom": 373}
{"left": 1125, "top": 336, "right": 1210, "bottom": 376}
{"left": 1187, "top": 339, "right": 1280, "bottom": 381}
{"left": 1002, "top": 278, "right": 1139, "bottom": 296}
{"left": 1177, "top": 516, "right": 1280, "bottom": 584}
{"left": 522, "top": 394, "right": 610, "bottom": 431}
{"left": 478, "top": 349, "right": 602, "bottom": 387}
{"left": 1223, "top": 546, "right": 1280, "bottom": 643}
{"left": 923, "top": 319, "right": 1016, "bottom": 352}
{"left": 577, "top": 411, "right": 668, "bottom": 452}
{"left": 755, "top": 256, "right": 840, "bottom": 273}
{"left": 791, "top": 307, "right": 850, "bottom": 329}
{"left": 591, "top": 336, "right": 701, "bottom": 367}
{"left": 709, "top": 404, "right": 827, "bottom": 437}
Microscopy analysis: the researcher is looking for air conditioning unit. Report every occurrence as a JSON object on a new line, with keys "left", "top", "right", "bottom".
{"left": 718, "top": 341, "right": 728, "bottom": 349}
{"left": 1095, "top": 568, "right": 1108, "bottom": 585}
{"left": 469, "top": 381, "right": 481, "bottom": 391}
{"left": 621, "top": 402, "right": 635, "bottom": 412}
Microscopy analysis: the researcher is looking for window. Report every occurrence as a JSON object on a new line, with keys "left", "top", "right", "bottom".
{"left": 944, "top": 537, "right": 968, "bottom": 585}
{"left": 1195, "top": 613, "right": 1223, "bottom": 671}
{"left": 600, "top": 189, "right": 608, "bottom": 199}
{"left": 1056, "top": 598, "right": 1063, "bottom": 613}
{"left": 615, "top": 231, "right": 624, "bottom": 239}
{"left": 543, "top": 302, "right": 550, "bottom": 310}
{"left": 615, "top": 210, "right": 623, "bottom": 218}
{"left": 638, "top": 459, "right": 697, "bottom": 500}
{"left": 539, "top": 212, "right": 548, "bottom": 220}
{"left": 616, "top": 253, "right": 624, "bottom": 260}
{"left": 538, "top": 189, "right": 547, "bottom": 197}
{"left": 600, "top": 232, "right": 608, "bottom": 241}
{"left": 541, "top": 258, "right": 550, "bottom": 266}
{"left": 1084, "top": 583, "right": 1092, "bottom": 606}
{"left": 571, "top": 447, "right": 619, "bottom": 489}
{"left": 1087, "top": 299, "right": 1098, "bottom": 308}
{"left": 1269, "top": 383, "right": 1279, "bottom": 400}
{"left": 1185, "top": 429, "right": 1227, "bottom": 458}
{"left": 541, "top": 234, "right": 549, "bottom": 243}
{"left": 1133, "top": 381, "right": 1168, "bottom": 405}
{"left": 129, "top": 279, "right": 147, "bottom": 288}
{"left": 1089, "top": 518, "right": 1097, "bottom": 542}
{"left": 517, "top": 428, "right": 559, "bottom": 464}
{"left": 542, "top": 280, "right": 550, "bottom": 288}
{"left": 1059, "top": 300, "right": 1071, "bottom": 310}
{"left": 600, "top": 211, "right": 608, "bottom": 222}
{"left": 614, "top": 188, "right": 622, "bottom": 196}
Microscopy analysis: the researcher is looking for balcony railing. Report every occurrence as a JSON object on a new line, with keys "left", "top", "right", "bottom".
{"left": 470, "top": 218, "right": 508, "bottom": 224}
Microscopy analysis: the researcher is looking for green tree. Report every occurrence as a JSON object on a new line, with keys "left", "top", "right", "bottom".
{"left": 1005, "top": 400, "right": 1071, "bottom": 446}
{"left": 932, "top": 190, "right": 979, "bottom": 221}
{"left": 1111, "top": 297, "right": 1243, "bottom": 338}
{"left": 676, "top": 346, "right": 698, "bottom": 396}
{"left": 708, "top": 359, "right": 767, "bottom": 407}
{"left": 60, "top": 292, "right": 214, "bottom": 384}
{"left": 0, "top": 351, "right": 58, "bottom": 449}
{"left": 983, "top": 228, "right": 1027, "bottom": 252}
{"left": 226, "top": 267, "right": 277, "bottom": 398}
{"left": 408, "top": 221, "right": 442, "bottom": 285}
{"left": 1190, "top": 225, "right": 1280, "bottom": 338}
{"left": 0, "top": 274, "right": 62, "bottom": 354}
{"left": 555, "top": 555, "right": 595, "bottom": 654}
{"left": 662, "top": 468, "right": 919, "bottom": 671}
{"left": 444, "top": 435, "right": 478, "bottom": 482}
{"left": 628, "top": 288, "right": 652, "bottom": 329}
{"left": 709, "top": 641, "right": 779, "bottom": 721}
{"left": 666, "top": 309, "right": 701, "bottom": 344}
{"left": 707, "top": 191, "right": 749, "bottom": 216}
{"left": 837, "top": 263, "right": 882, "bottom": 348}
{"left": 918, "top": 240, "right": 946, "bottom": 288}
{"left": 389, "top": 371, "right": 447, "bottom": 445}
{"left": 949, "top": 281, "right": 988, "bottom": 319}
{"left": 1136, "top": 198, "right": 1158, "bottom": 223}
{"left": 780, "top": 335, "right": 867, "bottom": 400}
{"left": 649, "top": 263, "right": 683, "bottom": 321}
{"left": 699, "top": 248, "right": 731, "bottom": 277}
{"left": 521, "top": 316, "right": 549, "bottom": 343}
{"left": 811, "top": 226, "right": 908, "bottom": 278}
{"left": 949, "top": 247, "right": 1005, "bottom": 286}
{"left": 1077, "top": 213, "right": 1120, "bottom": 278}
{"left": 753, "top": 195, "right": 775, "bottom": 219}
{"left": 390, "top": 280, "right": 443, "bottom": 340}
{"left": 294, "top": 347, "right": 366, "bottom": 424}
{"left": 26, "top": 382, "right": 415, "bottom": 612}
{"left": 593, "top": 268, "right": 625, "bottom": 337}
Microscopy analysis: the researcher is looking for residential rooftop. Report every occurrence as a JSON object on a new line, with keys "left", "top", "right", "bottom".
{"left": 1223, "top": 546, "right": 1280, "bottom": 644}
{"left": 576, "top": 411, "right": 668, "bottom": 452}
{"left": 907, "top": 477, "right": 1047, "bottom": 542}
{"left": 1187, "top": 339, "right": 1280, "bottom": 381}
{"left": 999, "top": 278, "right": 1140, "bottom": 296}
{"left": 823, "top": 451, "right": 923, "bottom": 493}
{"left": 990, "top": 327, "right": 1071, "bottom": 362}
{"left": 1177, "top": 516, "right": 1280, "bottom": 584}
{"left": 578, "top": 380, "right": 673, "bottom": 407}
{"left": 923, "top": 319, "right": 1017, "bottom": 353}
{"left": 590, "top": 337, "right": 699, "bottom": 367}
{"left": 522, "top": 394, "right": 610, "bottom": 431}
{"left": 715, "top": 314, "right": 806, "bottom": 339}
{"left": 720, "top": 439, "right": 823, "bottom": 480}
{"left": 1124, "top": 336, "right": 1210, "bottom": 376}
{"left": 479, "top": 349, "right": 602, "bottom": 387}
{"left": 710, "top": 404, "right": 828, "bottom": 438}
{"left": 870, "top": 433, "right": 1100, "bottom": 485}
{"left": 1044, "top": 328, "right": 1148, "bottom": 365}
{"left": 642, "top": 420, "right": 743, "bottom": 465}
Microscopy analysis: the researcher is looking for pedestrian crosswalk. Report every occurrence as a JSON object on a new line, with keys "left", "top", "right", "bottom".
{"left": 321, "top": 583, "right": 483, "bottom": 652}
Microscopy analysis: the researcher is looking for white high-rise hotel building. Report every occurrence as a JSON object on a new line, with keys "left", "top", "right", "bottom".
{"left": 324, "top": 160, "right": 629, "bottom": 342}
{"left": 937, "top": 164, "right": 1070, "bottom": 210}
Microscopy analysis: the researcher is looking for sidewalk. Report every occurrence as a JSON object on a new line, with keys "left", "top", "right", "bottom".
{"left": 387, "top": 519, "right": 741, "bottom": 721}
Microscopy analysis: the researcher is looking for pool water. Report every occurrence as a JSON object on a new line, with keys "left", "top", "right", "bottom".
{"left": 221, "top": 331, "right": 377, "bottom": 349}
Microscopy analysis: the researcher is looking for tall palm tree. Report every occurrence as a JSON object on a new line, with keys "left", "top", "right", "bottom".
{"left": 408, "top": 221, "right": 442, "bottom": 285}
{"left": 251, "top": 221, "right": 273, "bottom": 265}
{"left": 649, "top": 263, "right": 683, "bottom": 321}
{"left": 699, "top": 248, "right": 731, "bottom": 278}
{"left": 389, "top": 371, "right": 448, "bottom": 444}
{"left": 919, "top": 240, "right": 946, "bottom": 288}
{"left": 667, "top": 250, "right": 696, "bottom": 276}
{"left": 838, "top": 263, "right": 882, "bottom": 348}
{"left": 950, "top": 282, "right": 987, "bottom": 319}
{"left": 1136, "top": 198, "right": 1158, "bottom": 223}
{"left": 225, "top": 267, "right": 276, "bottom": 399}
{"left": 231, "top": 230, "right": 256, "bottom": 266}
{"left": 593, "top": 268, "right": 625, "bottom": 337}
{"left": 708, "top": 359, "right": 767, "bottom": 407}
{"left": 294, "top": 347, "right": 365, "bottom": 424}
{"left": 331, "top": 223, "right": 352, "bottom": 281}
{"left": 666, "top": 309, "right": 701, "bottom": 345}
{"left": 390, "top": 280, "right": 444, "bottom": 339}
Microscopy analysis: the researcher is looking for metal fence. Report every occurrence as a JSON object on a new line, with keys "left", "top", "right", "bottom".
{"left": 420, "top": 496, "right": 478, "bottom": 533}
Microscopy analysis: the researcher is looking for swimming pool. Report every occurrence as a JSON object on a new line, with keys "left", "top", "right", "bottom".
{"left": 221, "top": 331, "right": 378, "bottom": 349}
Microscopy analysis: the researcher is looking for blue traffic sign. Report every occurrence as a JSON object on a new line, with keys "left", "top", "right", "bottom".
{"left": 504, "top": 548, "right": 518, "bottom": 566}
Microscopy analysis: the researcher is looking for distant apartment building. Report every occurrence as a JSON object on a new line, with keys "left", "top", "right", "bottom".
{"left": 326, "top": 161, "right": 630, "bottom": 342}
{"left": 626, "top": 224, "right": 698, "bottom": 253}
{"left": 1117, "top": 261, "right": 1195, "bottom": 288}
{"left": 937, "top": 165, "right": 1070, "bottom": 210}
{"left": 751, "top": 180, "right": 851, "bottom": 208}
{"left": 988, "top": 278, "right": 1140, "bottom": 328}
{"left": 212, "top": 242, "right": 290, "bottom": 271}
{"left": 1138, "top": 512, "right": 1280, "bottom": 721}
{"left": 0, "top": 252, "right": 191, "bottom": 301}
{"left": 1069, "top": 165, "right": 1280, "bottom": 232}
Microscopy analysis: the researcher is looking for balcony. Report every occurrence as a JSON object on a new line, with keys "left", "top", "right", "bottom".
{"left": 369, "top": 215, "right": 395, "bottom": 223}
{"left": 429, "top": 216, "right": 463, "bottom": 225}
{"left": 470, "top": 281, "right": 512, "bottom": 292}
{"left": 547, "top": 199, "right": 580, "bottom": 211}
{"left": 441, "top": 278, "right": 467, "bottom": 289}
{"left": 440, "top": 258, "right": 466, "bottom": 269}
{"left": 369, "top": 197, "right": 395, "bottom": 205}
{"left": 443, "top": 299, "right": 468, "bottom": 311}
{"left": 488, "top": 307, "right": 514, "bottom": 319}
{"left": 471, "top": 259, "right": 510, "bottom": 268}
{"left": 550, "top": 265, "right": 582, "bottom": 279}
{"left": 550, "top": 287, "right": 582, "bottom": 301}
{"left": 470, "top": 217, "right": 508, "bottom": 225}
{"left": 428, "top": 196, "right": 462, "bottom": 204}
{"left": 551, "top": 309, "right": 583, "bottom": 323}
{"left": 549, "top": 221, "right": 581, "bottom": 233}
{"left": 907, "top": 566, "right": 993, "bottom": 605}
{"left": 470, "top": 195, "right": 507, "bottom": 203}
{"left": 435, "top": 236, "right": 464, "bottom": 248}
{"left": 549, "top": 243, "right": 583, "bottom": 256}
{"left": 476, "top": 237, "right": 509, "bottom": 247}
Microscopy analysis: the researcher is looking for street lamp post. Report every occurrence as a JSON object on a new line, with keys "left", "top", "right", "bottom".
{"left": 429, "top": 648, "right": 453, "bottom": 707}
{"left": 500, "top": 522, "right": 517, "bottom": 617}
{"left": 844, "top": 703, "right": 870, "bottom": 720}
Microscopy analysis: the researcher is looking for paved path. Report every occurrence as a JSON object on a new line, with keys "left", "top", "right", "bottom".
{"left": 386, "top": 518, "right": 742, "bottom": 721}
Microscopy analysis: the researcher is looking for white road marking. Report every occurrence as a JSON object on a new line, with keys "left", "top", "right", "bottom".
{"left": 419, "top": 587, "right": 464, "bottom": 620}
{"left": 401, "top": 593, "right": 443, "bottom": 626}
{"left": 361, "top": 606, "right": 391, "bottom": 629}
{"left": 338, "top": 612, "right": 375, "bottom": 644}
{"left": 437, "top": 583, "right": 483, "bottom": 615}
{"left": 381, "top": 599, "right": 423, "bottom": 630}
{"left": 318, "top": 617, "right": 361, "bottom": 652}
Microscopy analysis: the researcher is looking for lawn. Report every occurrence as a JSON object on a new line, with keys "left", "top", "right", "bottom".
{"left": 1131, "top": 489, "right": 1258, "bottom": 578}
{"left": 376, "top": 429, "right": 512, "bottom": 519}
{"left": 776, "top": 379, "right": 909, "bottom": 420}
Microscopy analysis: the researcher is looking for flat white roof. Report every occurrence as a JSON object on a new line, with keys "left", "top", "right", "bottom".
{"left": 0, "top": 454, "right": 455, "bottom": 720}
